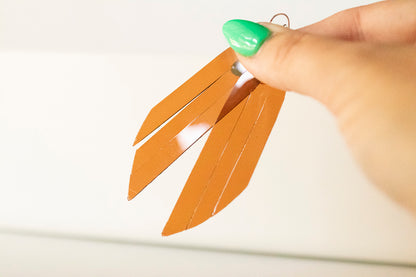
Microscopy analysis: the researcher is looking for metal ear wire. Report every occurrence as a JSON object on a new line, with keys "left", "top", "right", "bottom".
{"left": 269, "top": 13, "right": 290, "bottom": 28}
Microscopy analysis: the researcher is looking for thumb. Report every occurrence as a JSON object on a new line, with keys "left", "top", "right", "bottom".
{"left": 222, "top": 20, "right": 375, "bottom": 113}
{"left": 223, "top": 20, "right": 416, "bottom": 216}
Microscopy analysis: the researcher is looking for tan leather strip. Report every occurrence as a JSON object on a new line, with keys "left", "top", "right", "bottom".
{"left": 128, "top": 71, "right": 239, "bottom": 201}
{"left": 162, "top": 85, "right": 285, "bottom": 235}
{"left": 213, "top": 87, "right": 285, "bottom": 215}
{"left": 133, "top": 48, "right": 237, "bottom": 145}
{"left": 162, "top": 96, "right": 249, "bottom": 236}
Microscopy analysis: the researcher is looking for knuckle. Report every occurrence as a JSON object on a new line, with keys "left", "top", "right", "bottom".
{"left": 274, "top": 32, "right": 306, "bottom": 64}
{"left": 269, "top": 31, "right": 308, "bottom": 68}
{"left": 262, "top": 31, "right": 309, "bottom": 87}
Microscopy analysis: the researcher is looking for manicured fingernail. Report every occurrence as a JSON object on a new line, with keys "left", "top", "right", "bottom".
{"left": 222, "top": 19, "right": 271, "bottom": 57}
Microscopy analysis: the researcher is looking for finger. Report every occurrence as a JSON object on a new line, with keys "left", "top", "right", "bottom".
{"left": 300, "top": 0, "right": 416, "bottom": 44}
{"left": 222, "top": 20, "right": 416, "bottom": 113}
{"left": 229, "top": 22, "right": 367, "bottom": 109}
{"left": 223, "top": 20, "right": 416, "bottom": 216}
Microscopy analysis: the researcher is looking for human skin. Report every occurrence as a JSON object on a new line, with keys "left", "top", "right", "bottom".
{"left": 234, "top": 0, "right": 416, "bottom": 216}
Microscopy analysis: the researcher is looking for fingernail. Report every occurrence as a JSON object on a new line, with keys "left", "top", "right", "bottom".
{"left": 222, "top": 19, "right": 271, "bottom": 57}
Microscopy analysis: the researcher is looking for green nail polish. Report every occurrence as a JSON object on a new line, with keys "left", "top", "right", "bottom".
{"left": 222, "top": 19, "right": 271, "bottom": 57}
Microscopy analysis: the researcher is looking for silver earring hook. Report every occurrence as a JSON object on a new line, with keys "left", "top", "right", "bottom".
{"left": 269, "top": 13, "right": 290, "bottom": 28}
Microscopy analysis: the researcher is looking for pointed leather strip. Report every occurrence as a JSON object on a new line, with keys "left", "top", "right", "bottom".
{"left": 131, "top": 71, "right": 237, "bottom": 172}
{"left": 128, "top": 72, "right": 239, "bottom": 200}
{"left": 187, "top": 87, "right": 269, "bottom": 229}
{"left": 189, "top": 86, "right": 285, "bottom": 228}
{"left": 133, "top": 48, "right": 237, "bottom": 145}
{"left": 162, "top": 96, "right": 249, "bottom": 236}
{"left": 213, "top": 87, "right": 285, "bottom": 215}
{"left": 162, "top": 85, "right": 285, "bottom": 235}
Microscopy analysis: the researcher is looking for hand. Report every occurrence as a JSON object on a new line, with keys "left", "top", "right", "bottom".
{"left": 223, "top": 0, "right": 416, "bottom": 216}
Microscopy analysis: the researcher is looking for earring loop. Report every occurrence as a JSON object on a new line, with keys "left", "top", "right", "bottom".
{"left": 269, "top": 13, "right": 290, "bottom": 28}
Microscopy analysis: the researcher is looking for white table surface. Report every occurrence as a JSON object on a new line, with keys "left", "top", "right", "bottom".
{"left": 1, "top": 232, "right": 415, "bottom": 277}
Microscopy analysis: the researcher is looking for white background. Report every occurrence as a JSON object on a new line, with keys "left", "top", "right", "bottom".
{"left": 0, "top": 0, "right": 415, "bottom": 271}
